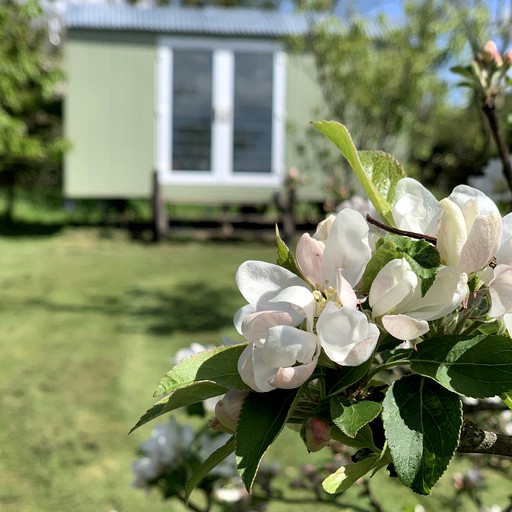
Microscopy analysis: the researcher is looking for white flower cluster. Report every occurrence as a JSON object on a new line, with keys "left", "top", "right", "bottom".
{"left": 132, "top": 418, "right": 236, "bottom": 488}
{"left": 233, "top": 178, "right": 512, "bottom": 393}
{"left": 468, "top": 157, "right": 512, "bottom": 204}
{"left": 132, "top": 419, "right": 195, "bottom": 488}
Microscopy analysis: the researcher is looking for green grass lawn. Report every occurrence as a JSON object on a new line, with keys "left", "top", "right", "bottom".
{"left": 0, "top": 228, "right": 510, "bottom": 512}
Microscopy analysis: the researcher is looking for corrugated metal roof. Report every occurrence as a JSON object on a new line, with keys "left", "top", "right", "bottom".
{"left": 65, "top": 4, "right": 324, "bottom": 37}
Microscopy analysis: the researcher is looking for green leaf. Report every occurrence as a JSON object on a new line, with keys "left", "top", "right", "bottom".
{"left": 185, "top": 436, "right": 236, "bottom": 501}
{"left": 322, "top": 452, "right": 389, "bottom": 494}
{"left": 450, "top": 65, "right": 477, "bottom": 81}
{"left": 130, "top": 382, "right": 228, "bottom": 433}
{"left": 360, "top": 234, "right": 440, "bottom": 296}
{"left": 275, "top": 225, "right": 308, "bottom": 281}
{"left": 324, "top": 357, "right": 372, "bottom": 394}
{"left": 331, "top": 424, "right": 378, "bottom": 451}
{"left": 358, "top": 150, "right": 407, "bottom": 209}
{"left": 154, "top": 344, "right": 250, "bottom": 397}
{"left": 236, "top": 387, "right": 302, "bottom": 492}
{"left": 502, "top": 392, "right": 512, "bottom": 411}
{"left": 382, "top": 375, "right": 462, "bottom": 495}
{"left": 312, "top": 120, "right": 400, "bottom": 225}
{"left": 330, "top": 396, "right": 382, "bottom": 438}
{"left": 410, "top": 334, "right": 512, "bottom": 398}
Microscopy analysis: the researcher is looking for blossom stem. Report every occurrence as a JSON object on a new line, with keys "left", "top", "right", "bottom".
{"left": 365, "top": 215, "right": 437, "bottom": 245}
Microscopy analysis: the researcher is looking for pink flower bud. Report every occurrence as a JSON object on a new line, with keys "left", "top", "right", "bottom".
{"left": 300, "top": 417, "right": 331, "bottom": 453}
{"left": 504, "top": 50, "right": 512, "bottom": 68}
{"left": 213, "top": 390, "right": 249, "bottom": 434}
{"left": 480, "top": 40, "right": 502, "bottom": 65}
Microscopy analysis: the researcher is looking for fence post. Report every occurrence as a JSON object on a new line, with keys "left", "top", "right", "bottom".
{"left": 151, "top": 170, "right": 168, "bottom": 242}
{"left": 275, "top": 185, "right": 296, "bottom": 243}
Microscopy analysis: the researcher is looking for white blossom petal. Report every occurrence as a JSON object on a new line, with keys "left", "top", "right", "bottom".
{"left": 458, "top": 212, "right": 502, "bottom": 273}
{"left": 269, "top": 361, "right": 318, "bottom": 389}
{"left": 336, "top": 269, "right": 358, "bottom": 309}
{"left": 503, "top": 313, "right": 512, "bottom": 337}
{"left": 496, "top": 212, "right": 512, "bottom": 265}
{"left": 382, "top": 314, "right": 429, "bottom": 340}
{"left": 448, "top": 184, "right": 500, "bottom": 217}
{"left": 241, "top": 310, "right": 295, "bottom": 345}
{"left": 392, "top": 178, "right": 441, "bottom": 236}
{"left": 406, "top": 267, "right": 468, "bottom": 321}
{"left": 341, "top": 330, "right": 380, "bottom": 366}
{"left": 236, "top": 260, "right": 309, "bottom": 307}
{"left": 321, "top": 208, "right": 371, "bottom": 287}
{"left": 261, "top": 326, "right": 319, "bottom": 367}
{"left": 317, "top": 302, "right": 379, "bottom": 366}
{"left": 437, "top": 198, "right": 467, "bottom": 267}
{"left": 489, "top": 265, "right": 512, "bottom": 317}
{"left": 269, "top": 285, "right": 315, "bottom": 330}
{"left": 237, "top": 343, "right": 275, "bottom": 393}
{"left": 369, "top": 259, "right": 418, "bottom": 318}
{"left": 296, "top": 233, "right": 324, "bottom": 287}
{"left": 234, "top": 304, "right": 256, "bottom": 334}
{"left": 313, "top": 214, "right": 336, "bottom": 241}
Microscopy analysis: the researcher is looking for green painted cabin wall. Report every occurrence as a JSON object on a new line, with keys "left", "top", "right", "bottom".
{"left": 64, "top": 30, "right": 326, "bottom": 204}
{"left": 64, "top": 31, "right": 156, "bottom": 199}
{"left": 285, "top": 53, "right": 326, "bottom": 203}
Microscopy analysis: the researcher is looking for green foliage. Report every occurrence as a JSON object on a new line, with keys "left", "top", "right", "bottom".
{"left": 131, "top": 382, "right": 229, "bottom": 432}
{"left": 302, "top": 1, "right": 493, "bottom": 198}
{"left": 324, "top": 357, "right": 373, "bottom": 394}
{"left": 185, "top": 436, "right": 236, "bottom": 501}
{"left": 410, "top": 334, "right": 512, "bottom": 398}
{"left": 236, "top": 387, "right": 303, "bottom": 492}
{"left": 330, "top": 423, "right": 378, "bottom": 451}
{"left": 153, "top": 344, "right": 250, "bottom": 397}
{"left": 330, "top": 396, "right": 381, "bottom": 438}
{"left": 0, "top": 0, "right": 66, "bottom": 221}
{"left": 275, "top": 225, "right": 307, "bottom": 280}
{"left": 382, "top": 375, "right": 462, "bottom": 495}
{"left": 312, "top": 120, "right": 404, "bottom": 224}
{"left": 131, "top": 345, "right": 251, "bottom": 431}
{"left": 361, "top": 234, "right": 440, "bottom": 296}
{"left": 322, "top": 451, "right": 390, "bottom": 494}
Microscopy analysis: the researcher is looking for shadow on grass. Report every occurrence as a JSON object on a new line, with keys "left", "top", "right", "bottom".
{"left": 0, "top": 219, "right": 64, "bottom": 237}
{"left": 20, "top": 280, "right": 239, "bottom": 337}
{"left": 126, "top": 280, "right": 238, "bottom": 335}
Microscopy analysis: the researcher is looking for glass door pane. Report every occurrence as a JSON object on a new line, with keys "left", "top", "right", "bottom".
{"left": 233, "top": 52, "right": 273, "bottom": 174}
{"left": 172, "top": 50, "right": 212, "bottom": 172}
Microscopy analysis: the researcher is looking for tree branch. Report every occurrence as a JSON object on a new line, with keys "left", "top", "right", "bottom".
{"left": 457, "top": 420, "right": 512, "bottom": 457}
{"left": 481, "top": 102, "right": 512, "bottom": 198}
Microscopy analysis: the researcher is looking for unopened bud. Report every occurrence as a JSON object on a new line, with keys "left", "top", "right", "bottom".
{"left": 300, "top": 417, "right": 331, "bottom": 453}
{"left": 213, "top": 389, "right": 249, "bottom": 434}
{"left": 504, "top": 50, "right": 512, "bottom": 68}
{"left": 480, "top": 40, "right": 502, "bottom": 65}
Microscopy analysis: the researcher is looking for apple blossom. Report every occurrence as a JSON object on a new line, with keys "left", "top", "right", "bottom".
{"left": 316, "top": 301, "right": 380, "bottom": 365}
{"left": 234, "top": 209, "right": 379, "bottom": 392}
{"left": 369, "top": 258, "right": 468, "bottom": 340}
{"left": 237, "top": 326, "right": 321, "bottom": 392}
{"left": 437, "top": 196, "right": 501, "bottom": 274}
{"left": 234, "top": 260, "right": 315, "bottom": 339}
{"left": 392, "top": 178, "right": 502, "bottom": 274}
{"left": 296, "top": 208, "right": 371, "bottom": 289}
{"left": 392, "top": 177, "right": 441, "bottom": 236}
{"left": 213, "top": 389, "right": 250, "bottom": 434}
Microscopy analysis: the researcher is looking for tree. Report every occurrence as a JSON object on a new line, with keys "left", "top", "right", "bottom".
{"left": 0, "top": 0, "right": 66, "bottom": 224}
{"left": 293, "top": 0, "right": 494, "bottom": 199}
